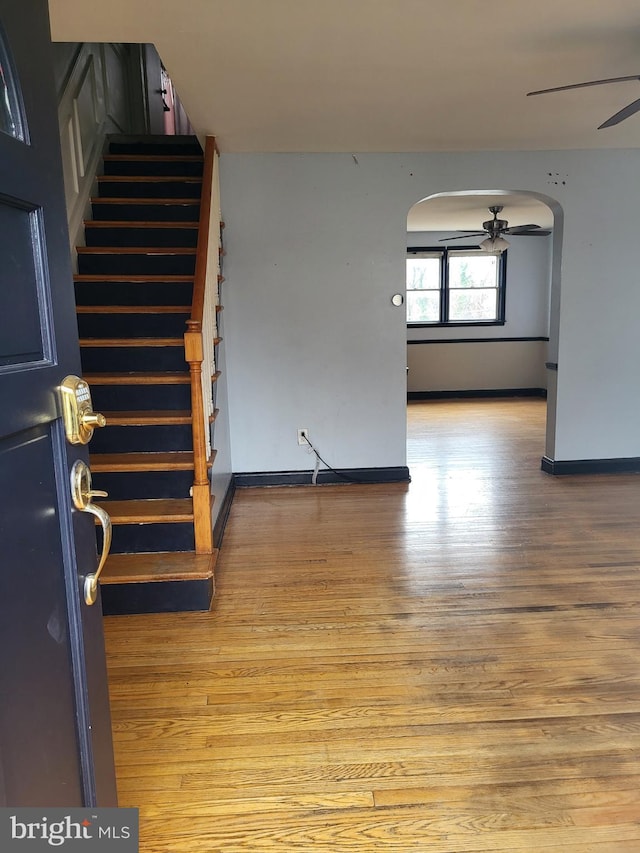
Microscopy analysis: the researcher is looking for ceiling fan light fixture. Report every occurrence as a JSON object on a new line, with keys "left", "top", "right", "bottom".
{"left": 479, "top": 235, "right": 510, "bottom": 253}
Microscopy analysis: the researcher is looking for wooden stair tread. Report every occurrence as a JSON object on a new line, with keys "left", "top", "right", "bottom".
{"left": 99, "top": 499, "right": 194, "bottom": 524}
{"left": 100, "top": 551, "right": 216, "bottom": 585}
{"left": 84, "top": 220, "right": 199, "bottom": 228}
{"left": 102, "top": 410, "right": 191, "bottom": 425}
{"left": 74, "top": 274, "right": 193, "bottom": 282}
{"left": 90, "top": 451, "right": 199, "bottom": 472}
{"left": 77, "top": 246, "right": 197, "bottom": 255}
{"left": 76, "top": 304, "right": 190, "bottom": 313}
{"left": 79, "top": 337, "right": 184, "bottom": 347}
{"left": 84, "top": 372, "right": 190, "bottom": 385}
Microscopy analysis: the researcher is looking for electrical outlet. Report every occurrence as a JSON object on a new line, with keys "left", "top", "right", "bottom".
{"left": 297, "top": 428, "right": 309, "bottom": 446}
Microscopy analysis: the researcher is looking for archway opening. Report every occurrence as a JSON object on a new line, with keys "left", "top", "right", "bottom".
{"left": 404, "top": 189, "right": 563, "bottom": 474}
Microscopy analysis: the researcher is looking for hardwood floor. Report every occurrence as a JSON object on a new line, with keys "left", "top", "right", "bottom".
{"left": 104, "top": 398, "right": 640, "bottom": 851}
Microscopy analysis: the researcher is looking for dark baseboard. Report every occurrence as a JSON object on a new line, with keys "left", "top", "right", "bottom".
{"left": 408, "top": 388, "right": 547, "bottom": 400}
{"left": 100, "top": 577, "right": 214, "bottom": 616}
{"left": 213, "top": 476, "right": 236, "bottom": 548}
{"left": 541, "top": 456, "right": 640, "bottom": 475}
{"left": 407, "top": 336, "right": 549, "bottom": 344}
{"left": 234, "top": 466, "right": 411, "bottom": 488}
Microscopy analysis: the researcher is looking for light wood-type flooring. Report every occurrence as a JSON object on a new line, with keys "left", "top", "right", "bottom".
{"left": 104, "top": 398, "right": 640, "bottom": 851}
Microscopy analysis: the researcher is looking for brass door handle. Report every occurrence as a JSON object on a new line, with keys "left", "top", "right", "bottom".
{"left": 70, "top": 460, "right": 112, "bottom": 605}
{"left": 82, "top": 502, "right": 112, "bottom": 605}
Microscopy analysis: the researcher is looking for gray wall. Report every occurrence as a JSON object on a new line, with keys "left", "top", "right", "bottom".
{"left": 220, "top": 149, "right": 640, "bottom": 469}
{"left": 406, "top": 230, "right": 551, "bottom": 393}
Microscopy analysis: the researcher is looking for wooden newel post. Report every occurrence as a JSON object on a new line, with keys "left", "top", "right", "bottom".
{"left": 185, "top": 321, "right": 213, "bottom": 553}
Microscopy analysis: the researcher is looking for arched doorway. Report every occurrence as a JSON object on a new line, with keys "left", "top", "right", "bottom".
{"left": 404, "top": 189, "right": 564, "bottom": 467}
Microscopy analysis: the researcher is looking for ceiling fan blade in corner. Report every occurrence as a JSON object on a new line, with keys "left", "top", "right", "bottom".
{"left": 527, "top": 74, "right": 640, "bottom": 97}
{"left": 438, "top": 232, "right": 485, "bottom": 242}
{"left": 598, "top": 96, "right": 640, "bottom": 129}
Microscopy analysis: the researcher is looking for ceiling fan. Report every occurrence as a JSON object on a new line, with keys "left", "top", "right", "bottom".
{"left": 527, "top": 74, "right": 640, "bottom": 129}
{"left": 440, "top": 205, "right": 551, "bottom": 252}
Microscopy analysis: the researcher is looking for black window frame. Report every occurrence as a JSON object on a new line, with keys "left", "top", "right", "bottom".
{"left": 406, "top": 245, "right": 507, "bottom": 328}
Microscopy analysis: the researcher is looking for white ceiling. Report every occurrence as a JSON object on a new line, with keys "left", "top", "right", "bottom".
{"left": 49, "top": 0, "right": 640, "bottom": 154}
{"left": 48, "top": 0, "right": 640, "bottom": 231}
{"left": 408, "top": 193, "right": 554, "bottom": 232}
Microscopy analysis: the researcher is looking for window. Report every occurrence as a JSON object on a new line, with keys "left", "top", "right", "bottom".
{"left": 406, "top": 246, "right": 506, "bottom": 326}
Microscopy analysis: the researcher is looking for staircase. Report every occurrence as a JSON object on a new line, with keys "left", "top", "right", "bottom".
{"left": 75, "top": 135, "right": 221, "bottom": 615}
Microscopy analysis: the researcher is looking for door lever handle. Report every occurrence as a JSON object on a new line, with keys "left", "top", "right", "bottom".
{"left": 70, "top": 460, "right": 112, "bottom": 605}
{"left": 82, "top": 502, "right": 112, "bottom": 605}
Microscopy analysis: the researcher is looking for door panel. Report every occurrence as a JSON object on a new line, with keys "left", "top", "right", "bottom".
{"left": 0, "top": 199, "right": 49, "bottom": 366}
{"left": 0, "top": 0, "right": 117, "bottom": 806}
{"left": 0, "top": 425, "right": 84, "bottom": 805}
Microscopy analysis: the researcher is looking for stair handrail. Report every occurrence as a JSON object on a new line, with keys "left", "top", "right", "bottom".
{"left": 184, "top": 135, "right": 220, "bottom": 553}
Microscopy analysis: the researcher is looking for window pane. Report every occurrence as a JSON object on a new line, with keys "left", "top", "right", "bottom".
{"left": 406, "top": 257, "right": 440, "bottom": 290}
{"left": 449, "top": 254, "right": 497, "bottom": 289}
{"left": 0, "top": 25, "right": 27, "bottom": 141}
{"left": 407, "top": 290, "right": 440, "bottom": 323}
{"left": 449, "top": 288, "right": 497, "bottom": 321}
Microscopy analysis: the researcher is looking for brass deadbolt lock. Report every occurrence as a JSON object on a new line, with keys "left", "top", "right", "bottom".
{"left": 59, "top": 375, "right": 106, "bottom": 445}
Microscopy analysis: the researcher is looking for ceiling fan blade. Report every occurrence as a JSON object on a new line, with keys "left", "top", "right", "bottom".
{"left": 506, "top": 229, "right": 552, "bottom": 236}
{"left": 527, "top": 75, "right": 640, "bottom": 97}
{"left": 598, "top": 96, "right": 640, "bottom": 128}
{"left": 438, "top": 232, "right": 485, "bottom": 242}
{"left": 502, "top": 223, "right": 551, "bottom": 237}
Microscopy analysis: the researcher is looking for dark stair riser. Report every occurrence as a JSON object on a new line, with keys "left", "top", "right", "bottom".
{"left": 98, "top": 180, "right": 202, "bottom": 199}
{"left": 75, "top": 280, "right": 194, "bottom": 306}
{"left": 90, "top": 424, "right": 193, "bottom": 453}
{"left": 108, "top": 522, "right": 195, "bottom": 554}
{"left": 81, "top": 346, "right": 187, "bottom": 373}
{"left": 109, "top": 138, "right": 203, "bottom": 156}
{"left": 103, "top": 160, "right": 203, "bottom": 178}
{"left": 78, "top": 253, "right": 196, "bottom": 276}
{"left": 90, "top": 383, "right": 191, "bottom": 411}
{"left": 91, "top": 202, "right": 200, "bottom": 222}
{"left": 77, "top": 312, "right": 190, "bottom": 338}
{"left": 92, "top": 470, "right": 194, "bottom": 501}
{"left": 101, "top": 577, "right": 213, "bottom": 615}
{"left": 85, "top": 226, "right": 198, "bottom": 248}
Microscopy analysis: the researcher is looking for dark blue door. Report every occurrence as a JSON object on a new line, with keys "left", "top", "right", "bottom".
{"left": 0, "top": 0, "right": 117, "bottom": 806}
